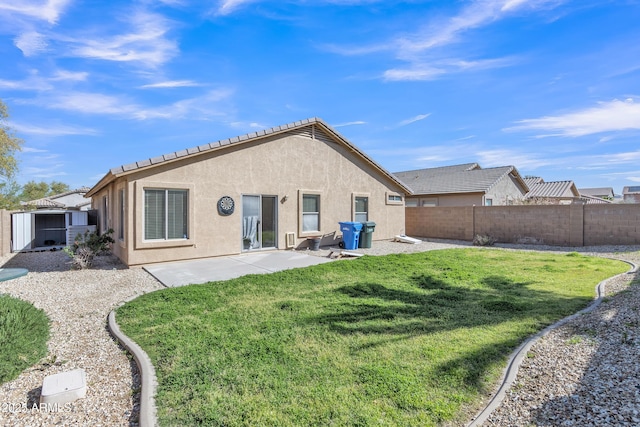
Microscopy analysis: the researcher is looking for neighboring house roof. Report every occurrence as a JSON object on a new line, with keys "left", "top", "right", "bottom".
{"left": 523, "top": 177, "right": 544, "bottom": 188}
{"left": 86, "top": 117, "right": 412, "bottom": 197}
{"left": 580, "top": 194, "right": 612, "bottom": 204}
{"left": 526, "top": 179, "right": 580, "bottom": 199}
{"left": 579, "top": 187, "right": 614, "bottom": 199}
{"left": 393, "top": 164, "right": 527, "bottom": 195}
{"left": 623, "top": 186, "right": 640, "bottom": 195}
{"left": 623, "top": 186, "right": 640, "bottom": 203}
{"left": 21, "top": 187, "right": 91, "bottom": 209}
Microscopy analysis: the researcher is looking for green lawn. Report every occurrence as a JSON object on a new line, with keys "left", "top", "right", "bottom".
{"left": 116, "top": 249, "right": 629, "bottom": 426}
{"left": 0, "top": 294, "right": 50, "bottom": 383}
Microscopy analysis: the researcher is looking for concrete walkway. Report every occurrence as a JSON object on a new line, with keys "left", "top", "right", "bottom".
{"left": 143, "top": 251, "right": 333, "bottom": 287}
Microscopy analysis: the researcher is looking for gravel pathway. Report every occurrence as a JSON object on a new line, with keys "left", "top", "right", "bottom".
{"left": 0, "top": 251, "right": 162, "bottom": 426}
{"left": 0, "top": 240, "right": 638, "bottom": 426}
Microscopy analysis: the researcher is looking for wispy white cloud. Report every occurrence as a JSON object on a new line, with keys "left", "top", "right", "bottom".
{"left": 229, "top": 121, "right": 267, "bottom": 130}
{"left": 27, "top": 88, "right": 235, "bottom": 121}
{"left": 476, "top": 149, "right": 551, "bottom": 170}
{"left": 23, "top": 166, "right": 68, "bottom": 179}
{"left": 0, "top": 69, "right": 87, "bottom": 91}
{"left": 13, "top": 123, "right": 99, "bottom": 136}
{"left": 333, "top": 121, "right": 367, "bottom": 128}
{"left": 395, "top": 0, "right": 563, "bottom": 54}
{"left": 384, "top": 56, "right": 518, "bottom": 81}
{"left": 327, "top": 0, "right": 566, "bottom": 81}
{"left": 21, "top": 147, "right": 49, "bottom": 153}
{"left": 14, "top": 31, "right": 49, "bottom": 56}
{"left": 67, "top": 10, "right": 178, "bottom": 67}
{"left": 215, "top": 0, "right": 259, "bottom": 16}
{"left": 505, "top": 98, "right": 640, "bottom": 137}
{"left": 135, "top": 88, "right": 235, "bottom": 120}
{"left": 398, "top": 113, "right": 431, "bottom": 127}
{"left": 43, "top": 92, "right": 140, "bottom": 116}
{"left": 0, "top": 0, "right": 71, "bottom": 24}
{"left": 0, "top": 75, "right": 52, "bottom": 91}
{"left": 595, "top": 150, "right": 640, "bottom": 165}
{"left": 50, "top": 70, "right": 88, "bottom": 81}
{"left": 139, "top": 80, "right": 202, "bottom": 89}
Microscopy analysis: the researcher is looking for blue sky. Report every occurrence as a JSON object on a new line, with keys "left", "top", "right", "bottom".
{"left": 1, "top": 0, "right": 639, "bottom": 195}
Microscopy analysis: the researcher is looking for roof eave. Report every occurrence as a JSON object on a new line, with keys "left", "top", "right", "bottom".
{"left": 86, "top": 117, "right": 412, "bottom": 197}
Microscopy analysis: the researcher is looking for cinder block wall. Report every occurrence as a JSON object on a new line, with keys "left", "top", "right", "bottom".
{"left": 584, "top": 204, "right": 640, "bottom": 245}
{"left": 406, "top": 204, "right": 640, "bottom": 246}
{"left": 406, "top": 207, "right": 474, "bottom": 241}
{"left": 0, "top": 210, "right": 11, "bottom": 257}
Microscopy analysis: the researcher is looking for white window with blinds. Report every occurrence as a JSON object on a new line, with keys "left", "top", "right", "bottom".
{"left": 144, "top": 189, "right": 188, "bottom": 240}
{"left": 299, "top": 190, "right": 322, "bottom": 236}
{"left": 302, "top": 194, "right": 320, "bottom": 232}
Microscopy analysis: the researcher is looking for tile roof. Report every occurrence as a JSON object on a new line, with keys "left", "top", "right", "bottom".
{"left": 20, "top": 187, "right": 91, "bottom": 209}
{"left": 526, "top": 180, "right": 578, "bottom": 198}
{"left": 579, "top": 187, "right": 614, "bottom": 198}
{"left": 580, "top": 195, "right": 612, "bottom": 204}
{"left": 523, "top": 177, "right": 544, "bottom": 188}
{"left": 623, "top": 186, "right": 640, "bottom": 194}
{"left": 87, "top": 117, "right": 411, "bottom": 196}
{"left": 393, "top": 164, "right": 525, "bottom": 195}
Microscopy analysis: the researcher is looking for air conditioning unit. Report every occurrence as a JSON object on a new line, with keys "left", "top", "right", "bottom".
{"left": 285, "top": 232, "right": 296, "bottom": 249}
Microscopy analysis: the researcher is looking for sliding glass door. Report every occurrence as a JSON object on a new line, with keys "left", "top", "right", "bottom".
{"left": 242, "top": 195, "right": 277, "bottom": 251}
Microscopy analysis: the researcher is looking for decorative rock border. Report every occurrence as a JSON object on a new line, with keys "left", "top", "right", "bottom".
{"left": 467, "top": 259, "right": 638, "bottom": 427}
{"left": 108, "top": 309, "right": 158, "bottom": 427}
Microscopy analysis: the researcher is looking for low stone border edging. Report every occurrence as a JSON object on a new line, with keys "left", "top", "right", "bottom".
{"left": 107, "top": 309, "right": 158, "bottom": 427}
{"left": 467, "top": 259, "right": 638, "bottom": 427}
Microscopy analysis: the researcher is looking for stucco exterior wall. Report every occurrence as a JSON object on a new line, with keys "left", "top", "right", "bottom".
{"left": 93, "top": 131, "right": 406, "bottom": 266}
{"left": 485, "top": 174, "right": 527, "bottom": 205}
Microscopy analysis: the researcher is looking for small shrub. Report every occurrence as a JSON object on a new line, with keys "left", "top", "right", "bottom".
{"left": 64, "top": 229, "right": 114, "bottom": 269}
{"left": 473, "top": 234, "right": 496, "bottom": 246}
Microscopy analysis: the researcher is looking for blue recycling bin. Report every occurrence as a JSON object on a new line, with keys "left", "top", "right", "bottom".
{"left": 339, "top": 221, "right": 363, "bottom": 250}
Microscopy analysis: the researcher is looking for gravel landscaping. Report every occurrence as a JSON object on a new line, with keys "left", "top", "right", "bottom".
{"left": 0, "top": 251, "right": 162, "bottom": 426}
{"left": 0, "top": 239, "right": 638, "bottom": 426}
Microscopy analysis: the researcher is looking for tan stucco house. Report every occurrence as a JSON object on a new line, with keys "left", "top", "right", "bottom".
{"left": 394, "top": 163, "right": 529, "bottom": 207}
{"left": 86, "top": 118, "right": 410, "bottom": 266}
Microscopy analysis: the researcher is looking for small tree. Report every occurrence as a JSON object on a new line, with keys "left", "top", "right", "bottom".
{"left": 0, "top": 99, "right": 23, "bottom": 182}
{"left": 0, "top": 178, "right": 21, "bottom": 210}
{"left": 63, "top": 229, "right": 115, "bottom": 269}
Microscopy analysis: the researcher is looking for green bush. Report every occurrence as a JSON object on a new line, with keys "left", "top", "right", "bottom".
{"left": 0, "top": 294, "right": 50, "bottom": 383}
{"left": 64, "top": 229, "right": 114, "bottom": 269}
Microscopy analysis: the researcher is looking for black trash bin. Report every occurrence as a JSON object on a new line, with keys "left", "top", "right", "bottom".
{"left": 358, "top": 221, "right": 376, "bottom": 248}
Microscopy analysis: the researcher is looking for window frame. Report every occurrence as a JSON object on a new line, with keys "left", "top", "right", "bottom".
{"left": 144, "top": 188, "right": 188, "bottom": 241}
{"left": 135, "top": 181, "right": 195, "bottom": 249}
{"left": 118, "top": 188, "right": 125, "bottom": 241}
{"left": 352, "top": 193, "right": 369, "bottom": 223}
{"left": 298, "top": 190, "right": 322, "bottom": 237}
{"left": 101, "top": 194, "right": 109, "bottom": 233}
{"left": 385, "top": 191, "right": 404, "bottom": 205}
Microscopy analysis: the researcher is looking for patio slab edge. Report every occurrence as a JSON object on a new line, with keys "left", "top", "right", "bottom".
{"left": 467, "top": 258, "right": 638, "bottom": 427}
